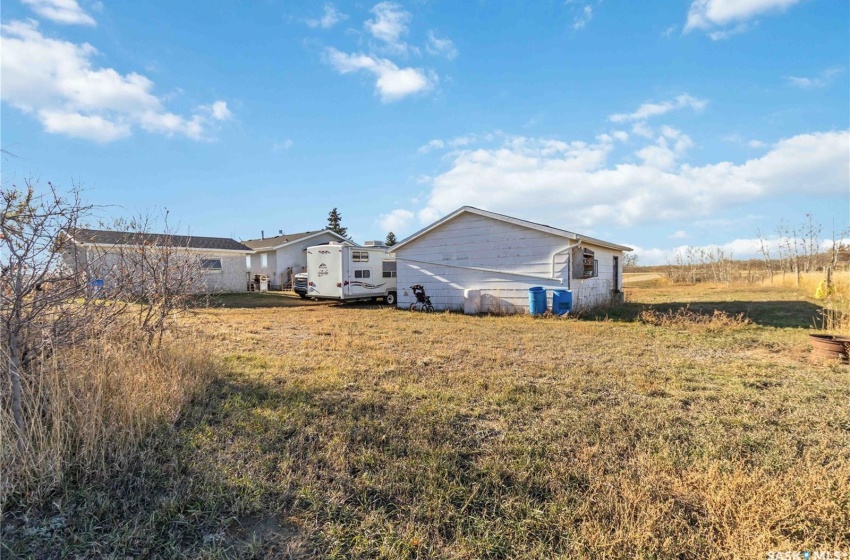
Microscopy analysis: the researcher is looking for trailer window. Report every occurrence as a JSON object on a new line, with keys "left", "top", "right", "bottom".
{"left": 382, "top": 261, "right": 397, "bottom": 278}
{"left": 352, "top": 251, "right": 369, "bottom": 262}
{"left": 354, "top": 269, "right": 370, "bottom": 279}
{"left": 261, "top": 253, "right": 268, "bottom": 268}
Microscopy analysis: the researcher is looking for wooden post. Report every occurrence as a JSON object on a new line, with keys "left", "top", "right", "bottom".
{"left": 826, "top": 265, "right": 833, "bottom": 289}
{"left": 795, "top": 263, "right": 800, "bottom": 287}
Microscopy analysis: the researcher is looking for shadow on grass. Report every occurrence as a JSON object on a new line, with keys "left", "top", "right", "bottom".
{"left": 210, "top": 292, "right": 333, "bottom": 309}
{"left": 597, "top": 300, "right": 822, "bottom": 329}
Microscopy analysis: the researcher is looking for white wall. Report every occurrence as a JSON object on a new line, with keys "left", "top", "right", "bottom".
{"left": 394, "top": 212, "right": 623, "bottom": 313}
{"left": 249, "top": 232, "right": 343, "bottom": 287}
{"left": 67, "top": 246, "right": 249, "bottom": 294}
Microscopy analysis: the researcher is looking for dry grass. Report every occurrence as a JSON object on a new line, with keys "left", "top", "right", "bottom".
{"left": 0, "top": 333, "right": 219, "bottom": 508}
{"left": 638, "top": 306, "right": 752, "bottom": 331}
{"left": 3, "top": 288, "right": 849, "bottom": 558}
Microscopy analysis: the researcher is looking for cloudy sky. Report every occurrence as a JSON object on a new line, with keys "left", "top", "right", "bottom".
{"left": 1, "top": 0, "right": 847, "bottom": 263}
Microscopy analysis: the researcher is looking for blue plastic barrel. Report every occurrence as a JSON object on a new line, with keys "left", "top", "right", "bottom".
{"left": 528, "top": 286, "right": 547, "bottom": 316}
{"left": 552, "top": 289, "right": 572, "bottom": 316}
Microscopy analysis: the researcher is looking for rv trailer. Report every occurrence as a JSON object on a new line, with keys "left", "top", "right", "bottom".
{"left": 306, "top": 242, "right": 397, "bottom": 304}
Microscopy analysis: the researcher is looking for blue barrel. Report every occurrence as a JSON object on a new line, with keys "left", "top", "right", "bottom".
{"left": 552, "top": 289, "right": 572, "bottom": 316}
{"left": 528, "top": 286, "right": 547, "bottom": 316}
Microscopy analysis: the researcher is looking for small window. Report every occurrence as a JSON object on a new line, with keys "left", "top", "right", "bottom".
{"left": 352, "top": 251, "right": 369, "bottom": 262}
{"left": 245, "top": 255, "right": 251, "bottom": 269}
{"left": 382, "top": 261, "right": 397, "bottom": 278}
{"left": 201, "top": 258, "right": 222, "bottom": 271}
{"left": 593, "top": 259, "right": 598, "bottom": 278}
{"left": 354, "top": 269, "right": 371, "bottom": 279}
{"left": 261, "top": 253, "right": 268, "bottom": 268}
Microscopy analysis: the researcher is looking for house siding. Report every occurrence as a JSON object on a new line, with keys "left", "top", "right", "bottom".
{"left": 394, "top": 212, "right": 623, "bottom": 313}
{"left": 66, "top": 246, "right": 249, "bottom": 294}
{"left": 249, "top": 231, "right": 345, "bottom": 287}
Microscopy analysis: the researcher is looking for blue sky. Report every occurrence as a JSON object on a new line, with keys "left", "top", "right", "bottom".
{"left": 1, "top": 0, "right": 848, "bottom": 263}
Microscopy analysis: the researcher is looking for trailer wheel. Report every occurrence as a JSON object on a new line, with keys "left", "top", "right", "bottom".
{"left": 385, "top": 291, "right": 397, "bottom": 306}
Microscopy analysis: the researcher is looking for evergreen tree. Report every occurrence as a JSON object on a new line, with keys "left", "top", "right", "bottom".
{"left": 327, "top": 208, "right": 348, "bottom": 239}
{"left": 385, "top": 231, "right": 397, "bottom": 247}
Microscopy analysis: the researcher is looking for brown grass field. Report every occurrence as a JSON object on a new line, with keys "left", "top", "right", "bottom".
{"left": 2, "top": 279, "right": 849, "bottom": 559}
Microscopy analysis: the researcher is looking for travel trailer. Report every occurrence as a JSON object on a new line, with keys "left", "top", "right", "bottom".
{"left": 305, "top": 242, "right": 397, "bottom": 304}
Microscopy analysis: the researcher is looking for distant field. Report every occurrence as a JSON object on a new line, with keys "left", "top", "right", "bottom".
{"left": 4, "top": 285, "right": 849, "bottom": 558}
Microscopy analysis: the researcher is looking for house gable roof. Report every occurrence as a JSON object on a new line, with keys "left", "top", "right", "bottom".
{"left": 242, "top": 229, "right": 351, "bottom": 250}
{"left": 68, "top": 228, "right": 253, "bottom": 253}
{"left": 390, "top": 206, "right": 632, "bottom": 253}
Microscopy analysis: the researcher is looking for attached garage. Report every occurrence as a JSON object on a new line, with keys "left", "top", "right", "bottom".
{"left": 390, "top": 206, "right": 632, "bottom": 314}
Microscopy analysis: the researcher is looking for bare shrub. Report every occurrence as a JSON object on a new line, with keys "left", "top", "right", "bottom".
{"left": 1, "top": 181, "right": 217, "bottom": 509}
{"left": 639, "top": 306, "right": 751, "bottom": 331}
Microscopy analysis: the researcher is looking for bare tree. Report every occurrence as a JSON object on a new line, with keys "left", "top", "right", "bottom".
{"left": 2, "top": 182, "right": 207, "bottom": 453}
{"left": 1, "top": 182, "right": 114, "bottom": 449}
{"left": 94, "top": 212, "right": 208, "bottom": 345}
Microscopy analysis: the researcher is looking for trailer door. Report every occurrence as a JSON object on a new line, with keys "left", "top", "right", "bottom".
{"left": 308, "top": 246, "right": 343, "bottom": 298}
{"left": 347, "top": 249, "right": 375, "bottom": 297}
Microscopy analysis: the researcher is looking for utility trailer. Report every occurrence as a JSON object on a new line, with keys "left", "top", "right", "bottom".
{"left": 306, "top": 243, "right": 397, "bottom": 305}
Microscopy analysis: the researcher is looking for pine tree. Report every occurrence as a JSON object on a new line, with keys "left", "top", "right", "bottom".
{"left": 327, "top": 208, "right": 348, "bottom": 239}
{"left": 385, "top": 231, "right": 397, "bottom": 247}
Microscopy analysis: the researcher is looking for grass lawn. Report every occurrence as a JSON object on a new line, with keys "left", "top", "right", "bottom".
{"left": 4, "top": 286, "right": 849, "bottom": 559}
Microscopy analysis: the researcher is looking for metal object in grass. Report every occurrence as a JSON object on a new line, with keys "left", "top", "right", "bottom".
{"left": 408, "top": 285, "right": 434, "bottom": 312}
{"left": 809, "top": 334, "right": 850, "bottom": 362}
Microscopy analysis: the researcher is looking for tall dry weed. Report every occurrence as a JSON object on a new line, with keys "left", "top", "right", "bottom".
{"left": 0, "top": 333, "right": 218, "bottom": 509}
{"left": 639, "top": 306, "right": 752, "bottom": 331}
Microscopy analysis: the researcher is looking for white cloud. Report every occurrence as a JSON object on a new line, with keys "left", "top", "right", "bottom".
{"left": 609, "top": 94, "right": 707, "bottom": 123}
{"left": 631, "top": 122, "right": 654, "bottom": 139}
{"left": 325, "top": 48, "right": 435, "bottom": 102}
{"left": 747, "top": 139, "right": 766, "bottom": 148}
{"left": 573, "top": 5, "right": 593, "bottom": 30}
{"left": 307, "top": 3, "right": 346, "bottom": 29}
{"left": 365, "top": 2, "right": 412, "bottom": 54}
{"left": 38, "top": 109, "right": 129, "bottom": 141}
{"left": 410, "top": 129, "right": 848, "bottom": 230}
{"left": 273, "top": 139, "right": 294, "bottom": 152}
{"left": 426, "top": 31, "right": 457, "bottom": 60}
{"left": 378, "top": 208, "right": 415, "bottom": 232}
{"left": 417, "top": 132, "right": 502, "bottom": 154}
{"left": 685, "top": 0, "right": 803, "bottom": 38}
{"left": 0, "top": 20, "right": 232, "bottom": 142}
{"left": 633, "top": 237, "right": 850, "bottom": 266}
{"left": 418, "top": 139, "right": 445, "bottom": 154}
{"left": 21, "top": 0, "right": 95, "bottom": 26}
{"left": 203, "top": 100, "right": 232, "bottom": 121}
{"left": 612, "top": 130, "right": 629, "bottom": 142}
{"left": 785, "top": 67, "right": 843, "bottom": 89}
{"left": 668, "top": 230, "right": 688, "bottom": 239}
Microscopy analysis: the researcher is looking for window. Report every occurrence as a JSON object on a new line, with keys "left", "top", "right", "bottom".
{"left": 352, "top": 251, "right": 369, "bottom": 262}
{"left": 382, "top": 261, "right": 397, "bottom": 278}
{"left": 201, "top": 258, "right": 222, "bottom": 271}
{"left": 354, "top": 269, "right": 371, "bottom": 279}
{"left": 261, "top": 253, "right": 268, "bottom": 268}
{"left": 245, "top": 255, "right": 251, "bottom": 269}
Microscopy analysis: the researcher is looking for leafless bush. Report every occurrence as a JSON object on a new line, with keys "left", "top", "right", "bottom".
{"left": 639, "top": 306, "right": 751, "bottom": 331}
{"left": 2, "top": 181, "right": 209, "bottom": 472}
{"left": 81, "top": 213, "right": 210, "bottom": 345}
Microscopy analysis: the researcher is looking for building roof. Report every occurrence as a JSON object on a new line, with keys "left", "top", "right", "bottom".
{"left": 241, "top": 229, "right": 350, "bottom": 250}
{"left": 390, "top": 206, "right": 633, "bottom": 253}
{"left": 68, "top": 228, "right": 253, "bottom": 252}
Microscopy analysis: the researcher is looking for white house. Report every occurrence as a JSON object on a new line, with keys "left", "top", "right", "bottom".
{"left": 65, "top": 228, "right": 254, "bottom": 293}
{"left": 390, "top": 206, "right": 632, "bottom": 313}
{"left": 242, "top": 229, "right": 351, "bottom": 289}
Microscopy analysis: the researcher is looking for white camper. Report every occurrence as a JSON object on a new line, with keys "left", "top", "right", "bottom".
{"left": 306, "top": 243, "right": 397, "bottom": 304}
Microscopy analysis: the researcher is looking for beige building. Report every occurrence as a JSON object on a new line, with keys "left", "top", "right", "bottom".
{"left": 65, "top": 228, "right": 254, "bottom": 293}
